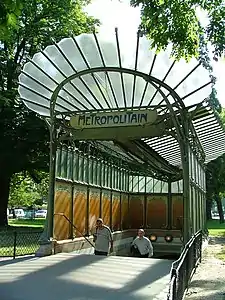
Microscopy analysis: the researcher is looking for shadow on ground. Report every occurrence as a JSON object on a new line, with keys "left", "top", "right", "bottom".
{"left": 0, "top": 254, "right": 172, "bottom": 300}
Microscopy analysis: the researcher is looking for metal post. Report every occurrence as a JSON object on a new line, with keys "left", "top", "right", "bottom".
{"left": 70, "top": 150, "right": 74, "bottom": 239}
{"left": 168, "top": 178, "right": 172, "bottom": 230}
{"left": 181, "top": 123, "right": 191, "bottom": 244}
{"left": 13, "top": 231, "right": 17, "bottom": 259}
{"left": 36, "top": 119, "right": 57, "bottom": 253}
{"left": 47, "top": 121, "right": 57, "bottom": 240}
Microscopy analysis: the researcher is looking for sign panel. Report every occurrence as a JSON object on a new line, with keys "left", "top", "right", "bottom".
{"left": 70, "top": 109, "right": 157, "bottom": 129}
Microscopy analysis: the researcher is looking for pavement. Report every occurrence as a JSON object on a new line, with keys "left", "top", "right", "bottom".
{"left": 0, "top": 253, "right": 172, "bottom": 300}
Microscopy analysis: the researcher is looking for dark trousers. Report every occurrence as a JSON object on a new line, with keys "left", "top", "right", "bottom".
{"left": 140, "top": 253, "right": 149, "bottom": 258}
{"left": 94, "top": 250, "right": 108, "bottom": 256}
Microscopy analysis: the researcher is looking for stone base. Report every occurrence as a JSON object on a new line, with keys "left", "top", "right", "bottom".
{"left": 35, "top": 241, "right": 55, "bottom": 257}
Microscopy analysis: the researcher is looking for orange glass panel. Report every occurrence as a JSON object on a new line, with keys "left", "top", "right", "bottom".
{"left": 129, "top": 195, "right": 144, "bottom": 229}
{"left": 172, "top": 195, "right": 183, "bottom": 229}
{"left": 101, "top": 190, "right": 111, "bottom": 227}
{"left": 121, "top": 193, "right": 129, "bottom": 229}
{"left": 73, "top": 185, "right": 87, "bottom": 237}
{"left": 89, "top": 187, "right": 100, "bottom": 234}
{"left": 54, "top": 182, "right": 72, "bottom": 240}
{"left": 146, "top": 195, "right": 167, "bottom": 229}
{"left": 112, "top": 192, "right": 120, "bottom": 231}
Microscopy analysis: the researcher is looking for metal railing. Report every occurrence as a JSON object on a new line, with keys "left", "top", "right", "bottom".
{"left": 54, "top": 213, "right": 95, "bottom": 247}
{"left": 167, "top": 230, "right": 202, "bottom": 300}
{"left": 0, "top": 229, "right": 43, "bottom": 259}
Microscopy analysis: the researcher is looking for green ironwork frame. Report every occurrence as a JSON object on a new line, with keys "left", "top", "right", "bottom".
{"left": 19, "top": 31, "right": 217, "bottom": 246}
{"left": 37, "top": 65, "right": 209, "bottom": 245}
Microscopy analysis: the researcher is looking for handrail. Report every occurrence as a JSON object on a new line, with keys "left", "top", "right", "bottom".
{"left": 167, "top": 230, "right": 202, "bottom": 300}
{"left": 174, "top": 230, "right": 202, "bottom": 270}
{"left": 54, "top": 213, "right": 95, "bottom": 248}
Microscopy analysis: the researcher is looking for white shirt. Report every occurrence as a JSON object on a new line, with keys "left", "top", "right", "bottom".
{"left": 132, "top": 236, "right": 153, "bottom": 256}
{"left": 95, "top": 225, "right": 113, "bottom": 253}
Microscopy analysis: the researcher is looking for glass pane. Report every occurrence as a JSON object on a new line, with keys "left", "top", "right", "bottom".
{"left": 103, "top": 163, "right": 107, "bottom": 187}
{"left": 78, "top": 155, "right": 84, "bottom": 181}
{"left": 161, "top": 181, "right": 168, "bottom": 193}
{"left": 82, "top": 156, "right": 88, "bottom": 183}
{"left": 73, "top": 152, "right": 78, "bottom": 181}
{"left": 67, "top": 151, "right": 72, "bottom": 180}
{"left": 61, "top": 149, "right": 67, "bottom": 179}
{"left": 139, "top": 176, "right": 145, "bottom": 193}
{"left": 133, "top": 176, "right": 139, "bottom": 193}
{"left": 146, "top": 177, "right": 153, "bottom": 193}
{"left": 111, "top": 166, "right": 115, "bottom": 189}
{"left": 56, "top": 148, "right": 61, "bottom": 177}
{"left": 87, "top": 157, "right": 92, "bottom": 184}
{"left": 102, "top": 163, "right": 105, "bottom": 187}
{"left": 129, "top": 175, "right": 133, "bottom": 192}
{"left": 96, "top": 160, "right": 101, "bottom": 186}
{"left": 93, "top": 159, "right": 97, "bottom": 185}
{"left": 154, "top": 179, "right": 162, "bottom": 193}
{"left": 171, "top": 181, "right": 178, "bottom": 193}
{"left": 115, "top": 167, "right": 119, "bottom": 190}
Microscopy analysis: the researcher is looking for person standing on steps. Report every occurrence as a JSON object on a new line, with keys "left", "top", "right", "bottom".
{"left": 93, "top": 218, "right": 113, "bottom": 256}
{"left": 131, "top": 229, "right": 153, "bottom": 258}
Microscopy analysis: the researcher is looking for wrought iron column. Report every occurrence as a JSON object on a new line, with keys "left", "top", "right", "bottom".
{"left": 37, "top": 119, "right": 57, "bottom": 250}
{"left": 167, "top": 178, "right": 172, "bottom": 230}
{"left": 181, "top": 119, "right": 191, "bottom": 244}
{"left": 47, "top": 121, "right": 57, "bottom": 239}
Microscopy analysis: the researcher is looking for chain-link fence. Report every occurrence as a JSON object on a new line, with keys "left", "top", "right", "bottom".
{"left": 0, "top": 230, "right": 43, "bottom": 259}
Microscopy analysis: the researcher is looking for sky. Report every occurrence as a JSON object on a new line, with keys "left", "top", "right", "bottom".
{"left": 86, "top": 0, "right": 225, "bottom": 107}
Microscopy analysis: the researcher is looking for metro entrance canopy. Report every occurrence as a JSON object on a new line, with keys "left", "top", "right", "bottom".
{"left": 18, "top": 29, "right": 225, "bottom": 243}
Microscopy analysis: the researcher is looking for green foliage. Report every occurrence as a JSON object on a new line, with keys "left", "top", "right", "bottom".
{"left": 131, "top": 0, "right": 225, "bottom": 60}
{"left": 8, "top": 172, "right": 49, "bottom": 207}
{"left": 206, "top": 154, "right": 225, "bottom": 196}
{"left": 206, "top": 108, "right": 225, "bottom": 195}
{"left": 0, "top": 0, "right": 24, "bottom": 40}
{"left": 0, "top": 0, "right": 99, "bottom": 222}
{"left": 208, "top": 88, "right": 222, "bottom": 114}
{"left": 206, "top": 108, "right": 225, "bottom": 222}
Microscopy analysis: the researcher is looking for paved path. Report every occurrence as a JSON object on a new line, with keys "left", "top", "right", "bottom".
{"left": 0, "top": 253, "right": 172, "bottom": 300}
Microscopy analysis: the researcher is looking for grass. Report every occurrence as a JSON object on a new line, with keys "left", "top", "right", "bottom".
{"left": 207, "top": 220, "right": 225, "bottom": 237}
{"left": 8, "top": 218, "right": 45, "bottom": 228}
{"left": 0, "top": 219, "right": 44, "bottom": 257}
{"left": 207, "top": 220, "right": 225, "bottom": 262}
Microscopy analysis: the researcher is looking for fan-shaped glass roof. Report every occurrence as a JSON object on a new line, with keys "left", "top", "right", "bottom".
{"left": 18, "top": 30, "right": 225, "bottom": 174}
{"left": 19, "top": 30, "right": 212, "bottom": 116}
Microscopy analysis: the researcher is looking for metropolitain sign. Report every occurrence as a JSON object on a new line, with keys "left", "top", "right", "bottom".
{"left": 70, "top": 109, "right": 157, "bottom": 129}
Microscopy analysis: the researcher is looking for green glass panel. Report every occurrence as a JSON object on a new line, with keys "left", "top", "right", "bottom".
{"left": 139, "top": 176, "right": 145, "bottom": 193}
{"left": 133, "top": 176, "right": 139, "bottom": 192}
{"left": 146, "top": 177, "right": 154, "bottom": 193}
{"left": 78, "top": 155, "right": 84, "bottom": 182}
{"left": 73, "top": 152, "right": 78, "bottom": 181}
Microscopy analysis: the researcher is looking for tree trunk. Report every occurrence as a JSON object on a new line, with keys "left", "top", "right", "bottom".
{"left": 215, "top": 194, "right": 224, "bottom": 224}
{"left": 0, "top": 174, "right": 11, "bottom": 227}
{"left": 206, "top": 199, "right": 212, "bottom": 220}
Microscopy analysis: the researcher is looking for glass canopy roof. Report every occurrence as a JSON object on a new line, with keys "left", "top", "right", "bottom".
{"left": 19, "top": 30, "right": 212, "bottom": 116}
{"left": 18, "top": 30, "right": 225, "bottom": 172}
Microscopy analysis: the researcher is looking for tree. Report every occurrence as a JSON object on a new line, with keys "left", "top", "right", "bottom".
{"left": 0, "top": 0, "right": 24, "bottom": 40}
{"left": 9, "top": 171, "right": 49, "bottom": 208}
{"left": 0, "top": 0, "right": 99, "bottom": 226}
{"left": 206, "top": 107, "right": 225, "bottom": 223}
{"left": 131, "top": 0, "right": 225, "bottom": 60}
{"left": 206, "top": 153, "right": 225, "bottom": 223}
